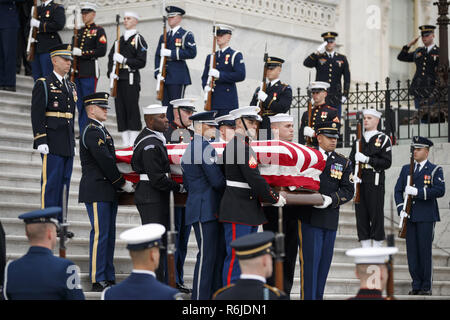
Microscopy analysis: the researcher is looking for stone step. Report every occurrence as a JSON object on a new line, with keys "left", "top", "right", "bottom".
{"left": 0, "top": 159, "right": 82, "bottom": 178}
{"left": 0, "top": 91, "right": 31, "bottom": 105}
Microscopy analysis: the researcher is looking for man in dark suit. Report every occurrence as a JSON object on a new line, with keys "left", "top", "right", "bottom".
{"left": 2, "top": 207, "right": 85, "bottom": 300}
{"left": 394, "top": 136, "right": 445, "bottom": 295}
{"left": 79, "top": 92, "right": 134, "bottom": 292}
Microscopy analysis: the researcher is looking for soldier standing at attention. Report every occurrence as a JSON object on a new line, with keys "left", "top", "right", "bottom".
{"left": 201, "top": 24, "right": 246, "bottom": 117}
{"left": 303, "top": 31, "right": 350, "bottom": 117}
{"left": 349, "top": 109, "right": 392, "bottom": 248}
{"left": 71, "top": 2, "right": 107, "bottom": 133}
{"left": 155, "top": 5, "right": 196, "bottom": 123}
{"left": 107, "top": 11, "right": 147, "bottom": 147}
{"left": 31, "top": 44, "right": 76, "bottom": 220}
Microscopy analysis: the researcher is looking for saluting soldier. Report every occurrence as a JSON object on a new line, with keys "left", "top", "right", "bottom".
{"left": 298, "top": 81, "right": 339, "bottom": 146}
{"left": 78, "top": 92, "right": 134, "bottom": 292}
{"left": 213, "top": 231, "right": 288, "bottom": 300}
{"left": 155, "top": 6, "right": 197, "bottom": 123}
{"left": 2, "top": 207, "right": 85, "bottom": 300}
{"left": 71, "top": 2, "right": 107, "bottom": 134}
{"left": 102, "top": 224, "right": 183, "bottom": 300}
{"left": 201, "top": 24, "right": 246, "bottom": 117}
{"left": 107, "top": 11, "right": 147, "bottom": 147}
{"left": 29, "top": 0, "right": 66, "bottom": 81}
{"left": 250, "top": 57, "right": 292, "bottom": 140}
{"left": 397, "top": 25, "right": 439, "bottom": 110}
{"left": 31, "top": 44, "right": 76, "bottom": 220}
{"left": 349, "top": 109, "right": 392, "bottom": 248}
{"left": 394, "top": 136, "right": 445, "bottom": 296}
{"left": 303, "top": 32, "right": 350, "bottom": 117}
{"left": 298, "top": 121, "right": 354, "bottom": 300}
{"left": 131, "top": 104, "right": 186, "bottom": 283}
{"left": 219, "top": 106, "right": 286, "bottom": 286}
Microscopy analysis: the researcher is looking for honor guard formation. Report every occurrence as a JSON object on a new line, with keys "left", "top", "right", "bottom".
{"left": 0, "top": 1, "right": 447, "bottom": 302}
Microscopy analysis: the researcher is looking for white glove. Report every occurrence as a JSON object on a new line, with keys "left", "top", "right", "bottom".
{"left": 113, "top": 52, "right": 126, "bottom": 64}
{"left": 353, "top": 175, "right": 362, "bottom": 184}
{"left": 121, "top": 180, "right": 135, "bottom": 193}
{"left": 157, "top": 73, "right": 165, "bottom": 82}
{"left": 314, "top": 194, "right": 332, "bottom": 209}
{"left": 273, "top": 194, "right": 286, "bottom": 207}
{"left": 400, "top": 210, "right": 409, "bottom": 219}
{"left": 258, "top": 90, "right": 268, "bottom": 102}
{"left": 72, "top": 47, "right": 82, "bottom": 56}
{"left": 160, "top": 48, "right": 172, "bottom": 57}
{"left": 355, "top": 152, "right": 369, "bottom": 164}
{"left": 303, "top": 126, "right": 315, "bottom": 138}
{"left": 341, "top": 96, "right": 347, "bottom": 104}
{"left": 208, "top": 68, "right": 220, "bottom": 79}
{"left": 179, "top": 184, "right": 187, "bottom": 193}
{"left": 30, "top": 18, "right": 40, "bottom": 28}
{"left": 37, "top": 144, "right": 49, "bottom": 155}
{"left": 204, "top": 85, "right": 211, "bottom": 93}
{"left": 316, "top": 41, "right": 327, "bottom": 54}
{"left": 405, "top": 185, "right": 418, "bottom": 196}
{"left": 110, "top": 73, "right": 119, "bottom": 80}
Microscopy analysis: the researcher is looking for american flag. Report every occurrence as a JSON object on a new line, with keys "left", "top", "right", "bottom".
{"left": 115, "top": 140, "right": 326, "bottom": 191}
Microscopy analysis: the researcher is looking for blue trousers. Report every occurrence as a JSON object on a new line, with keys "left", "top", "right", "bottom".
{"left": 32, "top": 52, "right": 53, "bottom": 81}
{"left": 0, "top": 27, "right": 18, "bottom": 87}
{"left": 85, "top": 201, "right": 117, "bottom": 284}
{"left": 299, "top": 221, "right": 337, "bottom": 300}
{"left": 40, "top": 154, "right": 73, "bottom": 222}
{"left": 75, "top": 77, "right": 97, "bottom": 133}
{"left": 174, "top": 207, "right": 190, "bottom": 285}
{"left": 163, "top": 84, "right": 185, "bottom": 123}
{"left": 222, "top": 223, "right": 258, "bottom": 286}
{"left": 406, "top": 220, "right": 435, "bottom": 291}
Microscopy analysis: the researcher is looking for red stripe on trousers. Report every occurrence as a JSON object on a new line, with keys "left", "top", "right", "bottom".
{"left": 226, "top": 223, "right": 237, "bottom": 285}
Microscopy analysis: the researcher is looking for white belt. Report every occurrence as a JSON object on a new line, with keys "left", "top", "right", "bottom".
{"left": 139, "top": 173, "right": 169, "bottom": 181}
{"left": 226, "top": 180, "right": 250, "bottom": 189}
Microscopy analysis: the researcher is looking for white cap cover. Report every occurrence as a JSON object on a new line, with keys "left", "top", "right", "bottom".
{"left": 124, "top": 11, "right": 140, "bottom": 20}
{"left": 345, "top": 247, "right": 398, "bottom": 264}
{"left": 362, "top": 109, "right": 382, "bottom": 119}
{"left": 230, "top": 106, "right": 262, "bottom": 122}
{"left": 269, "top": 113, "right": 294, "bottom": 123}
{"left": 143, "top": 104, "right": 167, "bottom": 115}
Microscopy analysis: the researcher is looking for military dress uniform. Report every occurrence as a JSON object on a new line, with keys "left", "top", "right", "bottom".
{"left": 15, "top": 0, "right": 33, "bottom": 77}
{"left": 31, "top": 45, "right": 76, "bottom": 220}
{"left": 394, "top": 137, "right": 445, "bottom": 295}
{"left": 298, "top": 103, "right": 339, "bottom": 146}
{"left": 298, "top": 121, "right": 354, "bottom": 300}
{"left": 201, "top": 24, "right": 246, "bottom": 117}
{"left": 303, "top": 32, "right": 350, "bottom": 116}
{"left": 31, "top": 0, "right": 66, "bottom": 81}
{"left": 154, "top": 6, "right": 196, "bottom": 123}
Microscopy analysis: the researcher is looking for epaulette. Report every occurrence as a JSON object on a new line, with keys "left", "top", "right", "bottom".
{"left": 212, "top": 284, "right": 235, "bottom": 299}
{"left": 263, "top": 284, "right": 281, "bottom": 297}
{"left": 37, "top": 77, "right": 46, "bottom": 81}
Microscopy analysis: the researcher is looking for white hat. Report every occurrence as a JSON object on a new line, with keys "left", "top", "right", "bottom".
{"left": 362, "top": 109, "right": 382, "bottom": 119}
{"left": 345, "top": 247, "right": 398, "bottom": 264}
{"left": 170, "top": 98, "right": 197, "bottom": 110}
{"left": 230, "top": 106, "right": 262, "bottom": 122}
{"left": 269, "top": 113, "right": 294, "bottom": 124}
{"left": 120, "top": 223, "right": 166, "bottom": 251}
{"left": 309, "top": 81, "right": 330, "bottom": 91}
{"left": 80, "top": 2, "right": 97, "bottom": 11}
{"left": 215, "top": 24, "right": 234, "bottom": 35}
{"left": 143, "top": 104, "right": 167, "bottom": 115}
{"left": 124, "top": 11, "right": 139, "bottom": 20}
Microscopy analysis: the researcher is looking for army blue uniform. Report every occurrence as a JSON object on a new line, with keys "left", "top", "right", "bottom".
{"left": 394, "top": 149, "right": 445, "bottom": 293}
{"left": 32, "top": 0, "right": 66, "bottom": 81}
{"left": 181, "top": 131, "right": 226, "bottom": 300}
{"left": 201, "top": 47, "right": 246, "bottom": 117}
{"left": 31, "top": 69, "right": 76, "bottom": 220}
{"left": 298, "top": 103, "right": 339, "bottom": 145}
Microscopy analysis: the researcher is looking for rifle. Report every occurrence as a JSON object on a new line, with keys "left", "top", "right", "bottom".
{"left": 398, "top": 145, "right": 415, "bottom": 239}
{"left": 156, "top": 2, "right": 167, "bottom": 101}
{"left": 274, "top": 206, "right": 285, "bottom": 292}
{"left": 110, "top": 14, "right": 121, "bottom": 97}
{"left": 70, "top": 9, "right": 79, "bottom": 83}
{"left": 59, "top": 185, "right": 74, "bottom": 258}
{"left": 26, "top": 0, "right": 38, "bottom": 62}
{"left": 258, "top": 43, "right": 269, "bottom": 115}
{"left": 306, "top": 72, "right": 313, "bottom": 146}
{"left": 386, "top": 198, "right": 395, "bottom": 300}
{"left": 204, "top": 24, "right": 217, "bottom": 111}
{"left": 354, "top": 112, "right": 363, "bottom": 204}
{"left": 167, "top": 191, "right": 177, "bottom": 288}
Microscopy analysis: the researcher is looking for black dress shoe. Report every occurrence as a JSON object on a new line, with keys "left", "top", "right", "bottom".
{"left": 107, "top": 280, "right": 116, "bottom": 286}
{"left": 91, "top": 281, "right": 110, "bottom": 292}
{"left": 408, "top": 290, "right": 420, "bottom": 295}
{"left": 418, "top": 290, "right": 432, "bottom": 295}
{"left": 176, "top": 283, "right": 192, "bottom": 294}
{"left": 2, "top": 86, "right": 16, "bottom": 92}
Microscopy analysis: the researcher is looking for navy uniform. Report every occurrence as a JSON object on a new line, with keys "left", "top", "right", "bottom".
{"left": 154, "top": 6, "right": 196, "bottom": 123}
{"left": 31, "top": 0, "right": 66, "bottom": 81}
{"left": 219, "top": 106, "right": 285, "bottom": 286}
{"left": 72, "top": 3, "right": 107, "bottom": 133}
{"left": 213, "top": 231, "right": 287, "bottom": 300}
{"left": 397, "top": 25, "right": 439, "bottom": 108}
{"left": 394, "top": 137, "right": 445, "bottom": 295}
{"left": 31, "top": 44, "right": 76, "bottom": 220}
{"left": 102, "top": 224, "right": 183, "bottom": 300}
{"left": 2, "top": 207, "right": 85, "bottom": 300}
{"left": 298, "top": 81, "right": 339, "bottom": 146}
{"left": 79, "top": 92, "right": 134, "bottom": 292}
{"left": 201, "top": 24, "right": 246, "bottom": 117}
{"left": 181, "top": 111, "right": 226, "bottom": 299}
{"left": 349, "top": 109, "right": 392, "bottom": 247}
{"left": 298, "top": 121, "right": 354, "bottom": 300}
{"left": 107, "top": 11, "right": 147, "bottom": 145}
{"left": 249, "top": 57, "right": 292, "bottom": 140}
